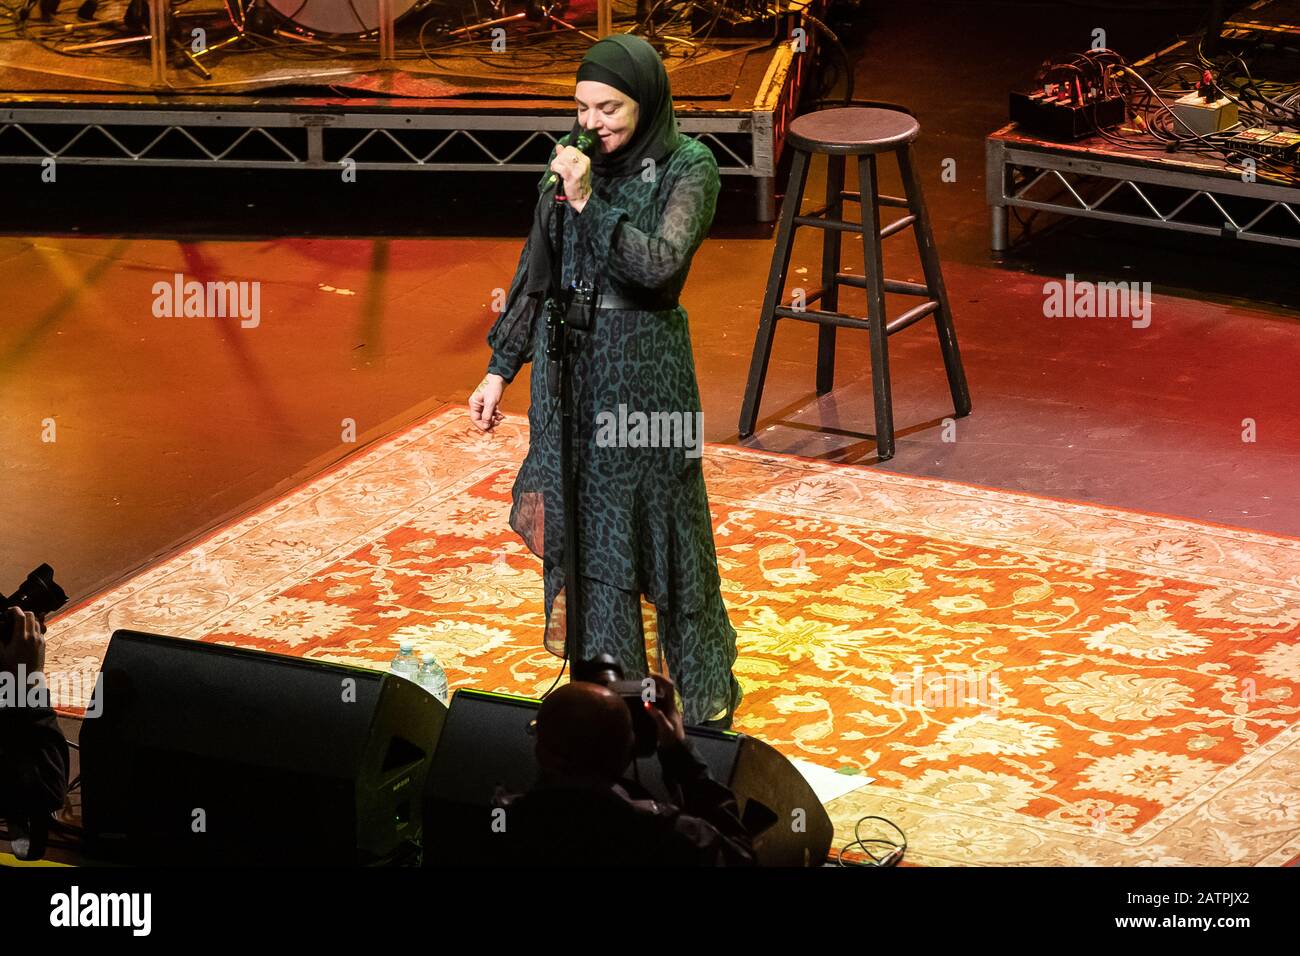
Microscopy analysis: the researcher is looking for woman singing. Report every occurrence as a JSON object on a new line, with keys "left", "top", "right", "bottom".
{"left": 468, "top": 34, "right": 741, "bottom": 729}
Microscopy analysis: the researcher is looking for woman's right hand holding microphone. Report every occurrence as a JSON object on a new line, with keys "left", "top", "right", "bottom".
{"left": 469, "top": 373, "right": 506, "bottom": 432}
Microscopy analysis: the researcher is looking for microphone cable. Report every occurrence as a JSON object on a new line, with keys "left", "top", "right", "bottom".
{"left": 837, "top": 814, "right": 907, "bottom": 867}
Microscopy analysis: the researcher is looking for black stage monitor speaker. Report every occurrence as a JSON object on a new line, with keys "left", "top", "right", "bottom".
{"left": 80, "top": 629, "right": 446, "bottom": 865}
{"left": 423, "top": 689, "right": 834, "bottom": 866}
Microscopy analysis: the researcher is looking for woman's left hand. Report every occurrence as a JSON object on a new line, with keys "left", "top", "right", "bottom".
{"left": 549, "top": 143, "right": 592, "bottom": 213}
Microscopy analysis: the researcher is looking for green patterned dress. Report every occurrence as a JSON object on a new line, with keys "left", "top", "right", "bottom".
{"left": 486, "top": 134, "right": 741, "bottom": 724}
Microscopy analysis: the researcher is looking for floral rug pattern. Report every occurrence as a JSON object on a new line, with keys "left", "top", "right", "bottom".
{"left": 48, "top": 408, "right": 1300, "bottom": 865}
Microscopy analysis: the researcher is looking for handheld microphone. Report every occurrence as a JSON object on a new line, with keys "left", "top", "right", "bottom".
{"left": 542, "top": 129, "right": 597, "bottom": 193}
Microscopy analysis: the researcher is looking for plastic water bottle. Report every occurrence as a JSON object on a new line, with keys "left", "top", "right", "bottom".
{"left": 417, "top": 652, "right": 449, "bottom": 705}
{"left": 389, "top": 640, "right": 419, "bottom": 682}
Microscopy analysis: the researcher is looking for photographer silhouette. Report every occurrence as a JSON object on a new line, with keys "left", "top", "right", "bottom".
{"left": 1, "top": 606, "right": 71, "bottom": 861}
{"left": 493, "top": 672, "right": 754, "bottom": 866}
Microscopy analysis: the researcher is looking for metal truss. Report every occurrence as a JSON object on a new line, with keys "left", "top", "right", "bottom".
{"left": 987, "top": 132, "right": 1300, "bottom": 251}
{"left": 0, "top": 104, "right": 770, "bottom": 214}
{"left": 0, "top": 105, "right": 755, "bottom": 170}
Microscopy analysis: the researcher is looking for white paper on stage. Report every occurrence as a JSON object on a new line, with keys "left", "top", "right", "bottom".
{"left": 788, "top": 759, "right": 874, "bottom": 805}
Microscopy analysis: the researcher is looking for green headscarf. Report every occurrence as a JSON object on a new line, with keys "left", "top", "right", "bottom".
{"left": 573, "top": 33, "right": 682, "bottom": 179}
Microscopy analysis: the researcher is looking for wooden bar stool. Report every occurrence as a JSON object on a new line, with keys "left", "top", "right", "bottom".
{"left": 738, "top": 107, "right": 972, "bottom": 461}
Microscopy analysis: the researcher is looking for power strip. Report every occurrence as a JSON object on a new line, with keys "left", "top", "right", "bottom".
{"left": 1010, "top": 87, "right": 1125, "bottom": 140}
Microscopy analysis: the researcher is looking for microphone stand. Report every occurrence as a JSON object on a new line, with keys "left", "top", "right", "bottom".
{"left": 544, "top": 179, "right": 593, "bottom": 672}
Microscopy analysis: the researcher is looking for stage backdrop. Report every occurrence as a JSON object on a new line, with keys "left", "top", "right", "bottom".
{"left": 47, "top": 407, "right": 1300, "bottom": 866}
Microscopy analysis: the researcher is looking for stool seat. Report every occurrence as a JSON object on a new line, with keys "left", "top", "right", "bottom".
{"left": 786, "top": 108, "right": 920, "bottom": 156}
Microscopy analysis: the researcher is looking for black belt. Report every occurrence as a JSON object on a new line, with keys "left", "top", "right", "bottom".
{"left": 595, "top": 293, "right": 678, "bottom": 312}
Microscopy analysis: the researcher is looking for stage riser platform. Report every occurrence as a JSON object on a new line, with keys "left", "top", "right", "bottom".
{"left": 987, "top": 137, "right": 1300, "bottom": 251}
{"left": 986, "top": 0, "right": 1300, "bottom": 252}
{"left": 0, "top": 4, "right": 827, "bottom": 220}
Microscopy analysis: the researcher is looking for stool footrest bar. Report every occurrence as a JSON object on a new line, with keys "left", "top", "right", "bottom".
{"left": 842, "top": 189, "right": 911, "bottom": 209}
{"left": 831, "top": 274, "right": 931, "bottom": 297}
{"left": 885, "top": 300, "right": 940, "bottom": 335}
{"left": 786, "top": 287, "right": 829, "bottom": 308}
{"left": 878, "top": 214, "right": 918, "bottom": 239}
{"left": 775, "top": 306, "right": 873, "bottom": 329}
{"left": 793, "top": 214, "right": 864, "bottom": 233}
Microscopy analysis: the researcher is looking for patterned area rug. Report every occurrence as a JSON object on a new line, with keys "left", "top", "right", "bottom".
{"left": 48, "top": 407, "right": 1300, "bottom": 865}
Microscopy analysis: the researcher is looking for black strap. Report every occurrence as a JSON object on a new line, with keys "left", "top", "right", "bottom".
{"left": 595, "top": 293, "right": 679, "bottom": 312}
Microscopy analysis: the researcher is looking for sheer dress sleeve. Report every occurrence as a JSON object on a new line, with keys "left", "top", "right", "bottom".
{"left": 575, "top": 141, "right": 719, "bottom": 295}
{"left": 485, "top": 230, "right": 539, "bottom": 385}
